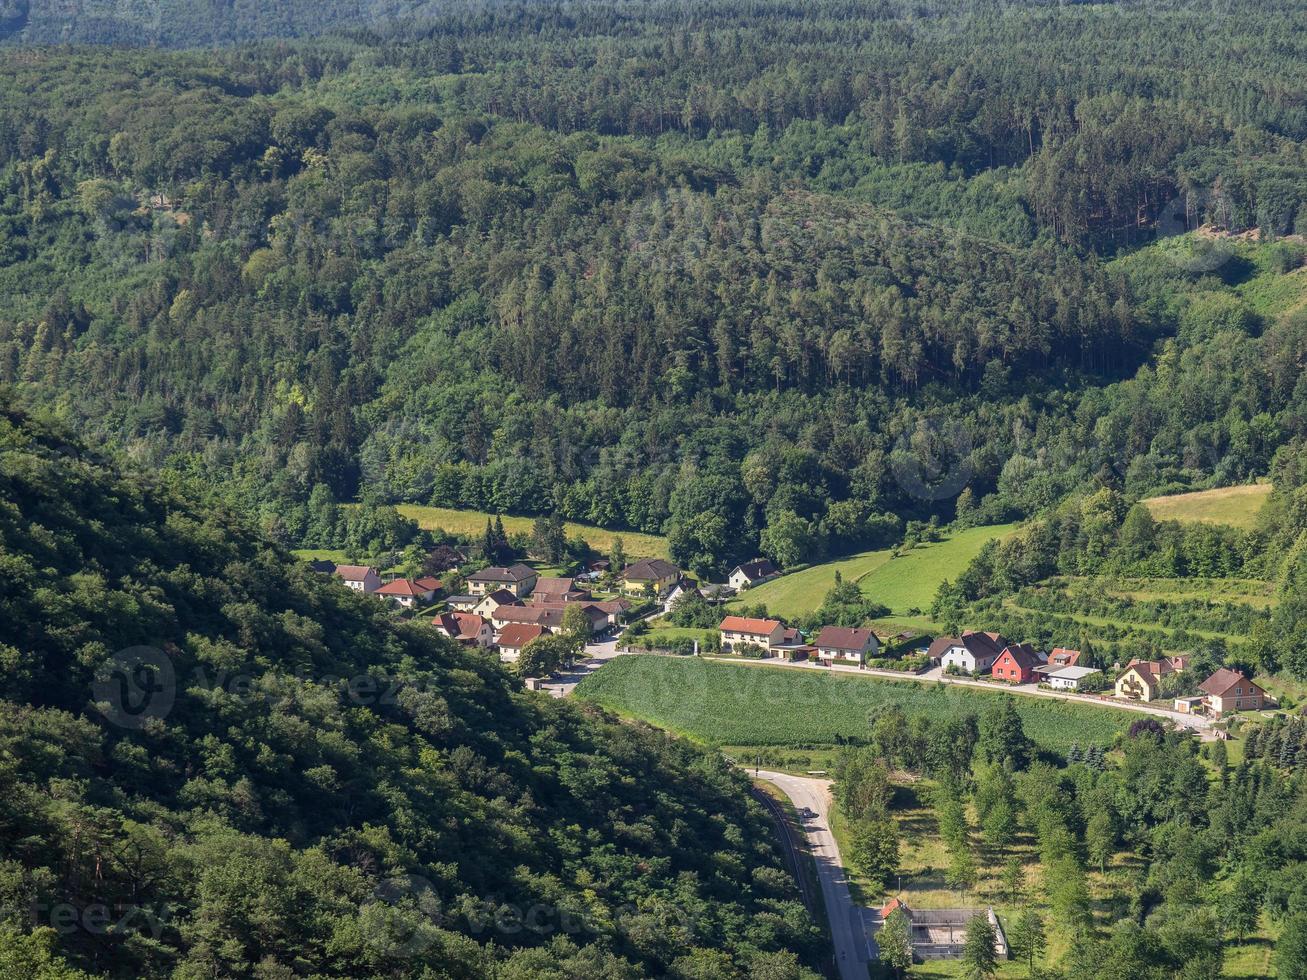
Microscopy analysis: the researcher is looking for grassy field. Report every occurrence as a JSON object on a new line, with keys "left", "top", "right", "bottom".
{"left": 728, "top": 523, "right": 1018, "bottom": 621}
{"left": 393, "top": 505, "right": 669, "bottom": 557}
{"left": 575, "top": 656, "right": 1131, "bottom": 752}
{"left": 1096, "top": 575, "right": 1276, "bottom": 609}
{"left": 1142, "top": 483, "right": 1271, "bottom": 530}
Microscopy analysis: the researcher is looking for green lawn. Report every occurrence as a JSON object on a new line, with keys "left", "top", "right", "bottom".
{"left": 859, "top": 524, "right": 1019, "bottom": 614}
{"left": 575, "top": 655, "right": 1131, "bottom": 752}
{"left": 729, "top": 523, "right": 1017, "bottom": 621}
{"left": 1142, "top": 483, "right": 1271, "bottom": 530}
{"left": 393, "top": 504, "right": 668, "bottom": 558}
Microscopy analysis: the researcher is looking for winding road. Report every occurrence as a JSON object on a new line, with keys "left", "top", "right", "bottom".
{"left": 754, "top": 770, "right": 877, "bottom": 980}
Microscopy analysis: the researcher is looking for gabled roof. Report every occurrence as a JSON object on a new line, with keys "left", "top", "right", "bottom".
{"left": 719, "top": 615, "right": 782, "bottom": 636}
{"left": 1048, "top": 647, "right": 1081, "bottom": 667}
{"left": 335, "top": 565, "right": 377, "bottom": 582}
{"left": 814, "top": 626, "right": 875, "bottom": 651}
{"left": 433, "top": 611, "right": 487, "bottom": 640}
{"left": 1126, "top": 658, "right": 1176, "bottom": 680}
{"left": 497, "top": 623, "right": 547, "bottom": 649}
{"left": 533, "top": 577, "right": 575, "bottom": 594}
{"left": 477, "top": 588, "right": 519, "bottom": 607}
{"left": 622, "top": 558, "right": 680, "bottom": 580}
{"left": 1199, "top": 668, "right": 1262, "bottom": 698}
{"left": 880, "top": 897, "right": 911, "bottom": 919}
{"left": 414, "top": 576, "right": 442, "bottom": 592}
{"left": 376, "top": 578, "right": 432, "bottom": 597}
{"left": 468, "top": 563, "right": 537, "bottom": 583}
{"left": 927, "top": 631, "right": 1009, "bottom": 661}
{"left": 731, "top": 558, "right": 778, "bottom": 581}
{"left": 996, "top": 643, "right": 1044, "bottom": 670}
{"left": 494, "top": 605, "right": 567, "bottom": 629}
{"left": 308, "top": 559, "right": 337, "bottom": 574}
{"left": 963, "top": 631, "right": 1010, "bottom": 659}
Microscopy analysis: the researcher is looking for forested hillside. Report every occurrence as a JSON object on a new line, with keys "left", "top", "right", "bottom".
{"left": 0, "top": 393, "right": 822, "bottom": 978}
{"left": 0, "top": 0, "right": 445, "bottom": 46}
{"left": 3, "top": 0, "right": 1307, "bottom": 578}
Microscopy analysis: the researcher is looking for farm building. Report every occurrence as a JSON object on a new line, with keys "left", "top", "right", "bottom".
{"left": 879, "top": 900, "right": 1009, "bottom": 962}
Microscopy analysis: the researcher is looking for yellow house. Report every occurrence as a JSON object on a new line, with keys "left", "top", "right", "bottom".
{"left": 620, "top": 558, "right": 681, "bottom": 596}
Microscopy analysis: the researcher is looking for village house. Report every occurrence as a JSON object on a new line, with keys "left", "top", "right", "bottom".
{"left": 446, "top": 594, "right": 479, "bottom": 612}
{"left": 474, "top": 588, "right": 520, "bottom": 618}
{"left": 620, "top": 558, "right": 682, "bottom": 595}
{"left": 991, "top": 643, "right": 1046, "bottom": 684}
{"left": 1198, "top": 668, "right": 1267, "bottom": 717}
{"left": 374, "top": 577, "right": 441, "bottom": 608}
{"left": 718, "top": 615, "right": 793, "bottom": 654}
{"left": 531, "top": 577, "right": 591, "bottom": 604}
{"left": 813, "top": 626, "right": 878, "bottom": 665}
{"left": 1114, "top": 658, "right": 1180, "bottom": 702}
{"left": 492, "top": 605, "right": 565, "bottom": 631}
{"left": 432, "top": 612, "right": 493, "bottom": 648}
{"left": 727, "top": 558, "right": 780, "bottom": 590}
{"left": 334, "top": 565, "right": 381, "bottom": 594}
{"left": 1043, "top": 665, "right": 1101, "bottom": 691}
{"left": 927, "top": 631, "right": 1010, "bottom": 675}
{"left": 496, "top": 623, "right": 548, "bottom": 663}
{"left": 467, "top": 563, "right": 538, "bottom": 597}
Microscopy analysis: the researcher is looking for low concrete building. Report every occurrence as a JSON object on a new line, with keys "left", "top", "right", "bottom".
{"left": 1043, "top": 665, "right": 1101, "bottom": 691}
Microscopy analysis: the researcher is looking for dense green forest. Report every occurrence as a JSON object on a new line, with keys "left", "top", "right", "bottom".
{"left": 3, "top": 0, "right": 1307, "bottom": 577}
{"left": 0, "top": 394, "right": 822, "bottom": 978}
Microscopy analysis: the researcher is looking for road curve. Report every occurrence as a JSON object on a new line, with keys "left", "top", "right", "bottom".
{"left": 754, "top": 770, "right": 876, "bottom": 980}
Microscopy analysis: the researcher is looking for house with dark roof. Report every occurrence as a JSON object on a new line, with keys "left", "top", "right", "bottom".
{"left": 531, "top": 577, "right": 591, "bottom": 603}
{"left": 991, "top": 643, "right": 1046, "bottom": 683}
{"left": 307, "top": 559, "right": 337, "bottom": 574}
{"left": 620, "top": 558, "right": 681, "bottom": 595}
{"left": 496, "top": 623, "right": 548, "bottom": 663}
{"left": 927, "top": 631, "right": 1010, "bottom": 674}
{"left": 467, "top": 563, "right": 538, "bottom": 597}
{"left": 334, "top": 565, "right": 381, "bottom": 594}
{"left": 473, "top": 588, "right": 520, "bottom": 618}
{"left": 1198, "top": 668, "right": 1267, "bottom": 717}
{"left": 728, "top": 558, "right": 780, "bottom": 590}
{"left": 813, "top": 626, "right": 878, "bottom": 664}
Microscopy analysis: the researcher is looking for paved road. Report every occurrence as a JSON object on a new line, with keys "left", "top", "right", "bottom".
{"left": 754, "top": 770, "right": 877, "bottom": 980}
{"left": 538, "top": 636, "right": 622, "bottom": 698}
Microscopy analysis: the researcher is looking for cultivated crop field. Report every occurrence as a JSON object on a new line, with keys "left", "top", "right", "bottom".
{"left": 393, "top": 505, "right": 669, "bottom": 557}
{"left": 576, "top": 656, "right": 1130, "bottom": 751}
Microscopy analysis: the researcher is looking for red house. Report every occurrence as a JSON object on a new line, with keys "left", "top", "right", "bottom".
{"left": 991, "top": 643, "right": 1045, "bottom": 684}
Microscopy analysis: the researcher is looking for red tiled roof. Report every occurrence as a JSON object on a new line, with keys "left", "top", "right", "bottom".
{"left": 719, "top": 615, "right": 782, "bottom": 636}
{"left": 1048, "top": 647, "right": 1081, "bottom": 667}
{"left": 377, "top": 578, "right": 429, "bottom": 597}
{"left": 414, "top": 576, "right": 442, "bottom": 592}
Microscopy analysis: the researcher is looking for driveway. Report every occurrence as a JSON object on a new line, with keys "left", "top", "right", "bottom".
{"left": 754, "top": 770, "right": 877, "bottom": 980}
{"left": 539, "top": 636, "right": 622, "bottom": 698}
